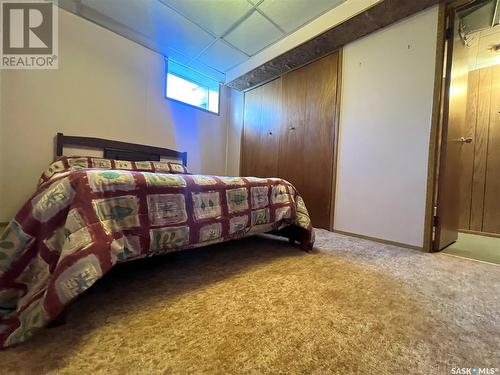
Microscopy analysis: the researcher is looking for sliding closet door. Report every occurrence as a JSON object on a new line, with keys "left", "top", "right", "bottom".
{"left": 241, "top": 78, "right": 282, "bottom": 177}
{"left": 278, "top": 64, "right": 308, "bottom": 188}
{"left": 279, "top": 53, "right": 340, "bottom": 229}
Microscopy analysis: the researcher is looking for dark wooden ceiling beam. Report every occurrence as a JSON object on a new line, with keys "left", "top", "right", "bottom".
{"left": 227, "top": 0, "right": 443, "bottom": 91}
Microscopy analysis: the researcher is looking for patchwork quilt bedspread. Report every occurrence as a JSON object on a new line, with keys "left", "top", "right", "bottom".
{"left": 0, "top": 157, "right": 314, "bottom": 348}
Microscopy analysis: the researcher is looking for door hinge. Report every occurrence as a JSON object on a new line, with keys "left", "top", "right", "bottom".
{"left": 433, "top": 215, "right": 439, "bottom": 227}
{"left": 445, "top": 28, "right": 452, "bottom": 41}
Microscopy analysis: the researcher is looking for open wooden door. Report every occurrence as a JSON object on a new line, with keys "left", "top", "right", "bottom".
{"left": 434, "top": 9, "right": 470, "bottom": 250}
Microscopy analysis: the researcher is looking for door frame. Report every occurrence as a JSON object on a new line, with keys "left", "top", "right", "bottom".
{"left": 423, "top": 0, "right": 478, "bottom": 252}
{"left": 329, "top": 49, "right": 343, "bottom": 231}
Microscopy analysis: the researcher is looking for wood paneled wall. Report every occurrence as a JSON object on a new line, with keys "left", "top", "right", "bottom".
{"left": 459, "top": 64, "right": 500, "bottom": 234}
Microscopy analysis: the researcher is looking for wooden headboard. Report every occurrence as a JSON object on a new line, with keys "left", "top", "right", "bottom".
{"left": 55, "top": 133, "right": 187, "bottom": 166}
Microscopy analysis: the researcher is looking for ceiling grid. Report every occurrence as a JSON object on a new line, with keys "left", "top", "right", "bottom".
{"left": 56, "top": 0, "right": 346, "bottom": 82}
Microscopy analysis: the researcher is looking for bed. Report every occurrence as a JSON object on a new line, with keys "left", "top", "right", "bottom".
{"left": 0, "top": 133, "right": 314, "bottom": 349}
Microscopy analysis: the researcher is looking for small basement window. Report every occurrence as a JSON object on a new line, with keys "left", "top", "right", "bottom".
{"left": 166, "top": 59, "right": 220, "bottom": 114}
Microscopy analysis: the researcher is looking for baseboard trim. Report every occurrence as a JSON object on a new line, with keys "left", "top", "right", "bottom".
{"left": 332, "top": 230, "right": 423, "bottom": 251}
{"left": 440, "top": 252, "right": 500, "bottom": 267}
{"left": 458, "top": 229, "right": 500, "bottom": 239}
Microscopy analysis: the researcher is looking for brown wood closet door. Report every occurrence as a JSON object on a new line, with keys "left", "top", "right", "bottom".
{"left": 241, "top": 78, "right": 282, "bottom": 177}
{"left": 279, "top": 53, "right": 339, "bottom": 229}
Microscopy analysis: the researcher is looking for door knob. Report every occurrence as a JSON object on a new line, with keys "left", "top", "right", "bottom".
{"left": 453, "top": 137, "right": 473, "bottom": 144}
{"left": 459, "top": 137, "right": 473, "bottom": 144}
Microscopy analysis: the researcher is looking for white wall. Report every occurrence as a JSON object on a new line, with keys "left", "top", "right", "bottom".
{"left": 0, "top": 9, "right": 234, "bottom": 222}
{"left": 334, "top": 6, "right": 439, "bottom": 248}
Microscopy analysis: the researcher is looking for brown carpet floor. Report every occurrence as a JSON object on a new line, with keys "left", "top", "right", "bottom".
{"left": 1, "top": 229, "right": 499, "bottom": 374}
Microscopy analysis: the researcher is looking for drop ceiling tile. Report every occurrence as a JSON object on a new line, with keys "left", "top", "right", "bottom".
{"left": 224, "top": 11, "right": 283, "bottom": 55}
{"left": 150, "top": 2, "right": 217, "bottom": 58}
{"left": 187, "top": 60, "right": 226, "bottom": 82}
{"left": 159, "top": 0, "right": 253, "bottom": 36}
{"left": 82, "top": 0, "right": 216, "bottom": 59}
{"left": 479, "top": 25, "right": 500, "bottom": 37}
{"left": 477, "top": 29, "right": 500, "bottom": 51}
{"left": 82, "top": 0, "right": 155, "bottom": 35}
{"left": 196, "top": 40, "right": 248, "bottom": 72}
{"left": 467, "top": 27, "right": 500, "bottom": 70}
{"left": 474, "top": 30, "right": 500, "bottom": 69}
{"left": 257, "top": 0, "right": 345, "bottom": 33}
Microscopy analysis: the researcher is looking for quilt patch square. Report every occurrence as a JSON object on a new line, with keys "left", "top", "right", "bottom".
{"left": 92, "top": 195, "right": 140, "bottom": 234}
{"left": 295, "top": 196, "right": 309, "bottom": 215}
{"left": 43, "top": 160, "right": 64, "bottom": 179}
{"left": 61, "top": 228, "right": 93, "bottom": 256}
{"left": 271, "top": 184, "right": 290, "bottom": 205}
{"left": 192, "top": 175, "right": 217, "bottom": 186}
{"left": 226, "top": 188, "right": 249, "bottom": 213}
{"left": 4, "top": 297, "right": 49, "bottom": 348}
{"left": 0, "top": 221, "right": 34, "bottom": 275}
{"left": 65, "top": 209, "right": 86, "bottom": 233}
{"left": 219, "top": 177, "right": 245, "bottom": 186}
{"left": 142, "top": 172, "right": 186, "bottom": 187}
{"left": 135, "top": 161, "right": 152, "bottom": 170}
{"left": 67, "top": 158, "right": 89, "bottom": 169}
{"left": 245, "top": 177, "right": 268, "bottom": 184}
{"left": 115, "top": 160, "right": 133, "bottom": 170}
{"left": 296, "top": 211, "right": 311, "bottom": 229}
{"left": 44, "top": 209, "right": 93, "bottom": 256}
{"left": 31, "top": 179, "right": 75, "bottom": 223}
{"left": 149, "top": 226, "right": 190, "bottom": 252}
{"left": 199, "top": 223, "right": 222, "bottom": 242}
{"left": 147, "top": 194, "right": 187, "bottom": 226}
{"left": 251, "top": 186, "right": 269, "bottom": 209}
{"left": 91, "top": 158, "right": 112, "bottom": 169}
{"left": 192, "top": 191, "right": 221, "bottom": 221}
{"left": 152, "top": 161, "right": 170, "bottom": 172}
{"left": 251, "top": 208, "right": 270, "bottom": 226}
{"left": 229, "top": 215, "right": 248, "bottom": 234}
{"left": 110, "top": 235, "right": 142, "bottom": 264}
{"left": 15, "top": 255, "right": 50, "bottom": 309}
{"left": 87, "top": 170, "right": 136, "bottom": 192}
{"left": 55, "top": 254, "right": 103, "bottom": 305}
{"left": 275, "top": 206, "right": 292, "bottom": 221}
{"left": 43, "top": 227, "right": 65, "bottom": 255}
{"left": 169, "top": 163, "right": 185, "bottom": 173}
